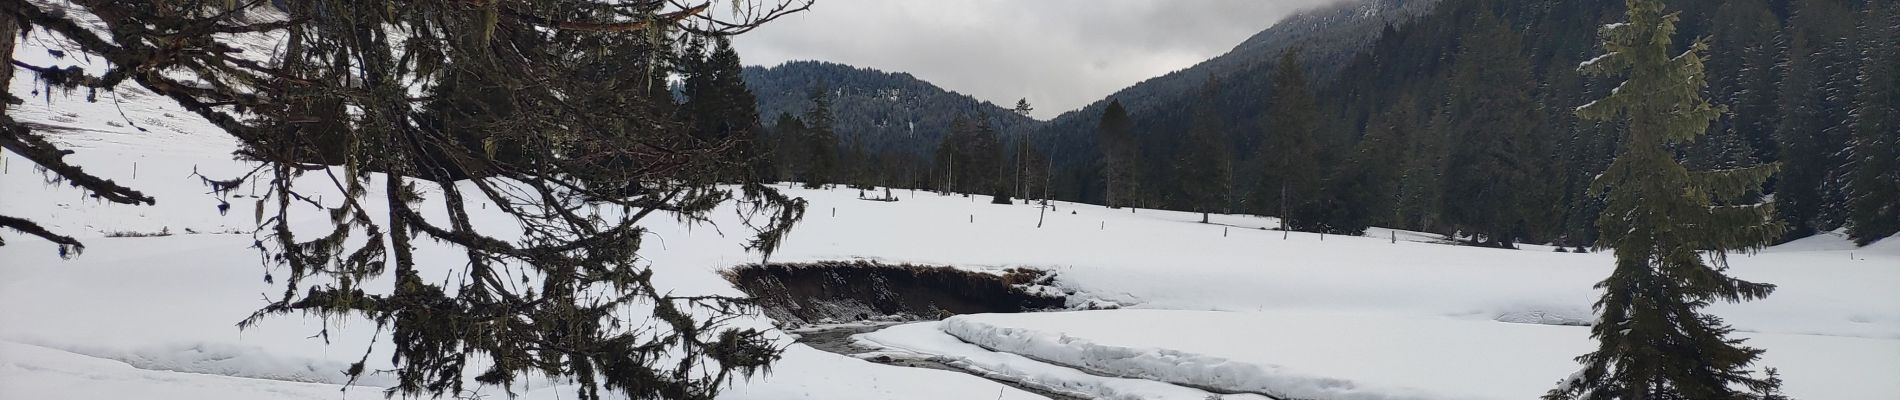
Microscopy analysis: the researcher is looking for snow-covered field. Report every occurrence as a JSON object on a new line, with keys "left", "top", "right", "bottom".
{"left": 5, "top": 29, "right": 1899, "bottom": 399}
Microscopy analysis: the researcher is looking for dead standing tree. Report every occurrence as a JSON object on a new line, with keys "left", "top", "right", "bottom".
{"left": 1, "top": 1, "right": 812, "bottom": 399}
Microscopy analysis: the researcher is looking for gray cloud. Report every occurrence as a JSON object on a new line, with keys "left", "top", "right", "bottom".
{"left": 729, "top": 0, "right": 1340, "bottom": 119}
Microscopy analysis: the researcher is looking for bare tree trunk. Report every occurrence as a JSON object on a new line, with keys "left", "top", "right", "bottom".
{"left": 1037, "top": 199, "right": 1048, "bottom": 228}
{"left": 1279, "top": 182, "right": 1289, "bottom": 231}
{"left": 1043, "top": 157, "right": 1053, "bottom": 204}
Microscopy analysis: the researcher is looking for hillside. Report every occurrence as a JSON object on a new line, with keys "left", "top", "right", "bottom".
{"left": 744, "top": 61, "right": 1041, "bottom": 156}
{"left": 1030, "top": 0, "right": 1441, "bottom": 202}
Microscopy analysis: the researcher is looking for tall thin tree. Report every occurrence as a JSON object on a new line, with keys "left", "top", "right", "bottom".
{"left": 1846, "top": 1, "right": 1900, "bottom": 245}
{"left": 1097, "top": 100, "right": 1136, "bottom": 208}
{"left": 1261, "top": 49, "right": 1321, "bottom": 231}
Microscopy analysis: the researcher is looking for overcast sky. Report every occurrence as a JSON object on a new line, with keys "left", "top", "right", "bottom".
{"left": 729, "top": 0, "right": 1341, "bottom": 119}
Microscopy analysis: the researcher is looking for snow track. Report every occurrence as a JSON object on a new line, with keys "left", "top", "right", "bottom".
{"left": 854, "top": 322, "right": 1273, "bottom": 400}
{"left": 861, "top": 310, "right": 1900, "bottom": 400}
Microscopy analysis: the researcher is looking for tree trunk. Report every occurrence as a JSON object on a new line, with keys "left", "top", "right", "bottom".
{"left": 1, "top": 14, "right": 17, "bottom": 114}
{"left": 1279, "top": 182, "right": 1290, "bottom": 231}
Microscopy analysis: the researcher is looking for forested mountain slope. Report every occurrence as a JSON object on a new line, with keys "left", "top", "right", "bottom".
{"left": 743, "top": 61, "right": 1039, "bottom": 156}
{"left": 1031, "top": 0, "right": 1896, "bottom": 247}
{"left": 1032, "top": 0, "right": 1441, "bottom": 195}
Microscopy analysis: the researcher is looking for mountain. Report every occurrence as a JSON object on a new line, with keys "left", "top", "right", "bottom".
{"left": 1031, "top": 0, "right": 1442, "bottom": 201}
{"left": 743, "top": 61, "right": 1040, "bottom": 156}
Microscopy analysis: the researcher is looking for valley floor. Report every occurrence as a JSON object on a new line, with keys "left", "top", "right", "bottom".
{"left": 3, "top": 46, "right": 1897, "bottom": 398}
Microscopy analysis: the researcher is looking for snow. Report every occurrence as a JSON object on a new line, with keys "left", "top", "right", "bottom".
{"left": 1, "top": 25, "right": 1047, "bottom": 399}
{"left": 0, "top": 340, "right": 387, "bottom": 400}
{"left": 1579, "top": 52, "right": 1617, "bottom": 69}
{"left": 895, "top": 310, "right": 1899, "bottom": 400}
{"left": 1766, "top": 228, "right": 1869, "bottom": 253}
{"left": 855, "top": 321, "right": 1271, "bottom": 400}
{"left": 6, "top": 11, "right": 1900, "bottom": 399}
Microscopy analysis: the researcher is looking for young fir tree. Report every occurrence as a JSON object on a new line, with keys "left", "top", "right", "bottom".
{"left": 1177, "top": 78, "right": 1234, "bottom": 223}
{"left": 1260, "top": 49, "right": 1322, "bottom": 230}
{"left": 1439, "top": 9, "right": 1543, "bottom": 248}
{"left": 1097, "top": 100, "right": 1138, "bottom": 208}
{"left": 1548, "top": 1, "right": 1787, "bottom": 399}
{"left": 1846, "top": 1, "right": 1900, "bottom": 245}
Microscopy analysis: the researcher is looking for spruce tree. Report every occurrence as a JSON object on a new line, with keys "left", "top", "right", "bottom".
{"left": 683, "top": 37, "right": 765, "bottom": 182}
{"left": 1097, "top": 100, "right": 1137, "bottom": 208}
{"left": 936, "top": 115, "right": 1005, "bottom": 196}
{"left": 1439, "top": 9, "right": 1543, "bottom": 248}
{"left": 774, "top": 112, "right": 811, "bottom": 182}
{"left": 802, "top": 86, "right": 839, "bottom": 188}
{"left": 1846, "top": 1, "right": 1900, "bottom": 245}
{"left": 1260, "top": 49, "right": 1322, "bottom": 230}
{"left": 1702, "top": 0, "right": 1781, "bottom": 167}
{"left": 1397, "top": 97, "right": 1451, "bottom": 235}
{"left": 1178, "top": 78, "right": 1234, "bottom": 223}
{"left": 1548, "top": 1, "right": 1786, "bottom": 398}
{"left": 1327, "top": 94, "right": 1418, "bottom": 235}
{"left": 1772, "top": 0, "right": 1860, "bottom": 239}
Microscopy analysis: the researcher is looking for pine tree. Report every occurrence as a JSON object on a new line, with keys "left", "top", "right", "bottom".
{"left": 1548, "top": 1, "right": 1786, "bottom": 398}
{"left": 1261, "top": 49, "right": 1322, "bottom": 230}
{"left": 1439, "top": 9, "right": 1543, "bottom": 248}
{"left": 1177, "top": 78, "right": 1234, "bottom": 223}
{"left": 1846, "top": 1, "right": 1900, "bottom": 245}
{"left": 1097, "top": 100, "right": 1137, "bottom": 208}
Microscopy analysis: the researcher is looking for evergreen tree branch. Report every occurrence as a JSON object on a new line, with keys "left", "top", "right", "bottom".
{"left": 0, "top": 214, "right": 82, "bottom": 251}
